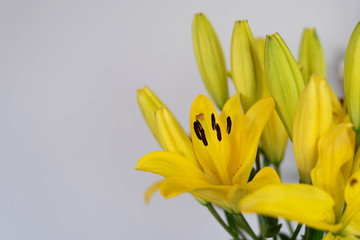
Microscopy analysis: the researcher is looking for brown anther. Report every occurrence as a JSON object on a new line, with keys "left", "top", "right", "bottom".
{"left": 226, "top": 116, "right": 232, "bottom": 134}
{"left": 215, "top": 123, "right": 221, "bottom": 141}
{"left": 211, "top": 113, "right": 216, "bottom": 131}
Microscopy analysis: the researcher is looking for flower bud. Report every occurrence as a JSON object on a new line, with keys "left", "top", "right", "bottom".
{"left": 136, "top": 86, "right": 165, "bottom": 145}
{"left": 265, "top": 33, "right": 304, "bottom": 139}
{"left": 193, "top": 13, "right": 228, "bottom": 109}
{"left": 344, "top": 22, "right": 360, "bottom": 132}
{"left": 231, "top": 20, "right": 263, "bottom": 112}
{"left": 299, "top": 28, "right": 326, "bottom": 83}
{"left": 293, "top": 75, "right": 332, "bottom": 184}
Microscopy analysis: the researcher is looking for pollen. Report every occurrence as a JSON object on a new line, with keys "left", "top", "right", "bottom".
{"left": 196, "top": 113, "right": 204, "bottom": 121}
{"left": 215, "top": 123, "right": 222, "bottom": 141}
{"left": 211, "top": 113, "right": 216, "bottom": 130}
{"left": 226, "top": 116, "right": 232, "bottom": 134}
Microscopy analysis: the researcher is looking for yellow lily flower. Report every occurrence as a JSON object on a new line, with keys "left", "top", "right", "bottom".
{"left": 193, "top": 13, "right": 229, "bottom": 109}
{"left": 231, "top": 20, "right": 263, "bottom": 112}
{"left": 299, "top": 28, "right": 326, "bottom": 83}
{"left": 265, "top": 33, "right": 304, "bottom": 139}
{"left": 256, "top": 37, "right": 288, "bottom": 165}
{"left": 293, "top": 75, "right": 332, "bottom": 184}
{"left": 344, "top": 22, "right": 360, "bottom": 132}
{"left": 239, "top": 125, "right": 359, "bottom": 239}
{"left": 136, "top": 93, "right": 281, "bottom": 213}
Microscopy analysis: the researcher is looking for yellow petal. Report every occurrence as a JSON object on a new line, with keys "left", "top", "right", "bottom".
{"left": 137, "top": 86, "right": 165, "bottom": 145}
{"left": 144, "top": 180, "right": 162, "bottom": 204}
{"left": 135, "top": 151, "right": 209, "bottom": 182}
{"left": 256, "top": 38, "right": 265, "bottom": 65}
{"left": 323, "top": 233, "right": 358, "bottom": 240}
{"left": 311, "top": 124, "right": 355, "bottom": 220}
{"left": 293, "top": 75, "right": 332, "bottom": 184}
{"left": 231, "top": 97, "right": 275, "bottom": 185}
{"left": 244, "top": 167, "right": 281, "bottom": 192}
{"left": 329, "top": 86, "right": 347, "bottom": 124}
{"left": 340, "top": 170, "right": 360, "bottom": 236}
{"left": 344, "top": 22, "right": 360, "bottom": 132}
{"left": 160, "top": 176, "right": 212, "bottom": 199}
{"left": 265, "top": 33, "right": 304, "bottom": 139}
{"left": 231, "top": 20, "right": 264, "bottom": 112}
{"left": 239, "top": 184, "right": 340, "bottom": 232}
{"left": 299, "top": 28, "right": 326, "bottom": 83}
{"left": 191, "top": 184, "right": 248, "bottom": 213}
{"left": 190, "top": 95, "right": 231, "bottom": 185}
{"left": 193, "top": 13, "right": 228, "bottom": 109}
{"left": 155, "top": 107, "right": 200, "bottom": 168}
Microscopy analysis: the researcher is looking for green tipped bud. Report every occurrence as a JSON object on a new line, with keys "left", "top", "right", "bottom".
{"left": 193, "top": 13, "right": 229, "bottom": 110}
{"left": 299, "top": 28, "right": 326, "bottom": 82}
{"left": 231, "top": 20, "right": 264, "bottom": 112}
{"left": 265, "top": 33, "right": 304, "bottom": 140}
{"left": 136, "top": 86, "right": 165, "bottom": 144}
{"left": 344, "top": 22, "right": 360, "bottom": 132}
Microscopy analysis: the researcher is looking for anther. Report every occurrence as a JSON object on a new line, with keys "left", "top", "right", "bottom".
{"left": 193, "top": 121, "right": 202, "bottom": 140}
{"left": 215, "top": 123, "right": 222, "bottom": 141}
{"left": 226, "top": 116, "right": 232, "bottom": 134}
{"left": 200, "top": 128, "right": 208, "bottom": 146}
{"left": 350, "top": 178, "right": 358, "bottom": 186}
{"left": 211, "top": 113, "right": 216, "bottom": 130}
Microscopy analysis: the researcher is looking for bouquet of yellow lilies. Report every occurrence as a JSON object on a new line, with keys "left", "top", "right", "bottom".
{"left": 135, "top": 13, "right": 360, "bottom": 240}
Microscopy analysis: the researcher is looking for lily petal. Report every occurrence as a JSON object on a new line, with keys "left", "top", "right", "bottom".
{"left": 311, "top": 124, "right": 355, "bottom": 220}
{"left": 155, "top": 107, "right": 200, "bottom": 168}
{"left": 231, "top": 97, "right": 275, "bottom": 185}
{"left": 135, "top": 151, "right": 209, "bottom": 182}
{"left": 144, "top": 180, "right": 162, "bottom": 204}
{"left": 244, "top": 167, "right": 281, "bottom": 192}
{"left": 192, "top": 184, "right": 248, "bottom": 213}
{"left": 239, "top": 184, "right": 340, "bottom": 232}
{"left": 190, "top": 95, "right": 231, "bottom": 185}
{"left": 340, "top": 170, "right": 360, "bottom": 236}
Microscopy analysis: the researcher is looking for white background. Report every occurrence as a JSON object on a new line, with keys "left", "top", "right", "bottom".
{"left": 1, "top": 0, "right": 359, "bottom": 239}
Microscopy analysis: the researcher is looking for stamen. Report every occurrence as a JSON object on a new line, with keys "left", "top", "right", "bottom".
{"left": 211, "top": 113, "right": 216, "bottom": 130}
{"left": 226, "top": 116, "right": 232, "bottom": 134}
{"left": 350, "top": 178, "right": 358, "bottom": 186}
{"left": 215, "top": 123, "right": 221, "bottom": 141}
{"left": 193, "top": 121, "right": 202, "bottom": 140}
{"left": 200, "top": 127, "right": 208, "bottom": 146}
{"left": 196, "top": 113, "right": 204, "bottom": 121}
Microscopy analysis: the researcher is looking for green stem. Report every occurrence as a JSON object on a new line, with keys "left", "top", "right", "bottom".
{"left": 355, "top": 131, "right": 360, "bottom": 151}
{"left": 206, "top": 203, "right": 240, "bottom": 240}
{"left": 286, "top": 220, "right": 294, "bottom": 234}
{"left": 274, "top": 163, "right": 281, "bottom": 178}
{"left": 235, "top": 213, "right": 259, "bottom": 240}
{"left": 289, "top": 223, "right": 302, "bottom": 240}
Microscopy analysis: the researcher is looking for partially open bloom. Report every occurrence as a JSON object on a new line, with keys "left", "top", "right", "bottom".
{"left": 136, "top": 94, "right": 280, "bottom": 213}
{"left": 239, "top": 123, "right": 357, "bottom": 239}
{"left": 293, "top": 75, "right": 332, "bottom": 183}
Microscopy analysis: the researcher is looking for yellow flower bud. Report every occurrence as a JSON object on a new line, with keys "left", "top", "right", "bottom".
{"left": 231, "top": 20, "right": 263, "bottom": 112}
{"left": 193, "top": 13, "right": 228, "bottom": 109}
{"left": 265, "top": 33, "right": 304, "bottom": 139}
{"left": 299, "top": 28, "right": 326, "bottom": 83}
{"left": 344, "top": 22, "right": 360, "bottom": 132}
{"left": 136, "top": 86, "right": 165, "bottom": 145}
{"left": 293, "top": 75, "right": 332, "bottom": 184}
{"left": 256, "top": 37, "right": 288, "bottom": 164}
